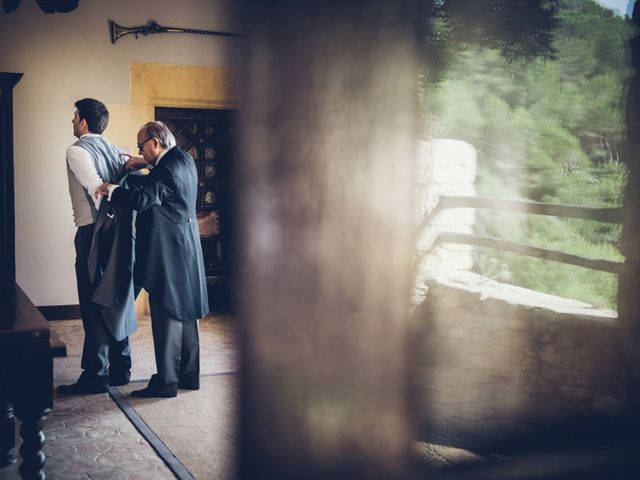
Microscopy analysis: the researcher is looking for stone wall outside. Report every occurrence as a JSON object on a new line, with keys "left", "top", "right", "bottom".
{"left": 413, "top": 272, "right": 628, "bottom": 432}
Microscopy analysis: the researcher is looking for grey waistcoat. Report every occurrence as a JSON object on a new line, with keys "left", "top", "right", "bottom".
{"left": 67, "top": 135, "right": 125, "bottom": 227}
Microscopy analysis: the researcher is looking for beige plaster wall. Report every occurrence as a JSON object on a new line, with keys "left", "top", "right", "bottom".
{"left": 0, "top": 0, "right": 239, "bottom": 305}
{"left": 107, "top": 63, "right": 236, "bottom": 152}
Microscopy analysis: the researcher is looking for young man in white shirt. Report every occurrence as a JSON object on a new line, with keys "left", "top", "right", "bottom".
{"left": 57, "top": 98, "right": 134, "bottom": 395}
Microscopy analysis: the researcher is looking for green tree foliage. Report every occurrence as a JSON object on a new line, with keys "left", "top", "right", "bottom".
{"left": 425, "top": 0, "right": 636, "bottom": 308}
{"left": 419, "top": 0, "right": 559, "bottom": 81}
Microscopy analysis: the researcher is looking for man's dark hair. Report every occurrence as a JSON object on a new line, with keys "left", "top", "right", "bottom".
{"left": 74, "top": 98, "right": 109, "bottom": 134}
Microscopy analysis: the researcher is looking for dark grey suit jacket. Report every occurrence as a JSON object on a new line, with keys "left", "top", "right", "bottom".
{"left": 109, "top": 147, "right": 209, "bottom": 321}
{"left": 88, "top": 202, "right": 137, "bottom": 341}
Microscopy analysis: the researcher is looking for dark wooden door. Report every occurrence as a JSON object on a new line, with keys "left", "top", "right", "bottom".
{"left": 155, "top": 107, "right": 236, "bottom": 312}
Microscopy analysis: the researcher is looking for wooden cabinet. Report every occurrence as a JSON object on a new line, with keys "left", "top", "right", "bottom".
{"left": 0, "top": 72, "right": 23, "bottom": 281}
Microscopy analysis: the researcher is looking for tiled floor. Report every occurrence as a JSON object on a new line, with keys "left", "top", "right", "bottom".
{"left": 0, "top": 314, "right": 490, "bottom": 479}
{"left": 0, "top": 315, "right": 239, "bottom": 480}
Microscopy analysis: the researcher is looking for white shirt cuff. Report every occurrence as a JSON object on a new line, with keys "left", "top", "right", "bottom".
{"left": 107, "top": 184, "right": 119, "bottom": 201}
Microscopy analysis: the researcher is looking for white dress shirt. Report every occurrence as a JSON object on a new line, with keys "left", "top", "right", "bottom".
{"left": 66, "top": 133, "right": 103, "bottom": 210}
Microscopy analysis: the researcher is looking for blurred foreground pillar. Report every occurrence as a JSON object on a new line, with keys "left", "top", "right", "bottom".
{"left": 235, "top": 1, "right": 418, "bottom": 478}
{"left": 619, "top": 1, "right": 640, "bottom": 407}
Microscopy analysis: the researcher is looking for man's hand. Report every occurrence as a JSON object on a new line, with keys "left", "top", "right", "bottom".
{"left": 123, "top": 154, "right": 148, "bottom": 171}
{"left": 95, "top": 183, "right": 113, "bottom": 198}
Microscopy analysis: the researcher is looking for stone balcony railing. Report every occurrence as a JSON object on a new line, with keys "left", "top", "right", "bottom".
{"left": 413, "top": 139, "right": 630, "bottom": 441}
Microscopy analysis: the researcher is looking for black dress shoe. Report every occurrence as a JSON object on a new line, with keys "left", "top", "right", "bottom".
{"left": 130, "top": 386, "right": 177, "bottom": 398}
{"left": 109, "top": 372, "right": 131, "bottom": 387}
{"left": 178, "top": 382, "right": 200, "bottom": 390}
{"left": 179, "top": 373, "right": 199, "bottom": 390}
{"left": 56, "top": 380, "right": 108, "bottom": 395}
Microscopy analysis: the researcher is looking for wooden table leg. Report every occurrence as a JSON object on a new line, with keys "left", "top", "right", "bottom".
{"left": 14, "top": 407, "right": 49, "bottom": 480}
{"left": 0, "top": 402, "right": 15, "bottom": 467}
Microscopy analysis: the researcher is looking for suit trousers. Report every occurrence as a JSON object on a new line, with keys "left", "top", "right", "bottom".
{"left": 75, "top": 224, "right": 131, "bottom": 386}
{"left": 148, "top": 298, "right": 200, "bottom": 395}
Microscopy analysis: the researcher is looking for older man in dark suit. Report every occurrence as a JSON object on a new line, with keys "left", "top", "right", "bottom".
{"left": 97, "top": 121, "right": 209, "bottom": 398}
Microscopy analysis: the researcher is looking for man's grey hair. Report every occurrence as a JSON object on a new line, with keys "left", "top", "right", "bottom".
{"left": 142, "top": 121, "right": 176, "bottom": 149}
